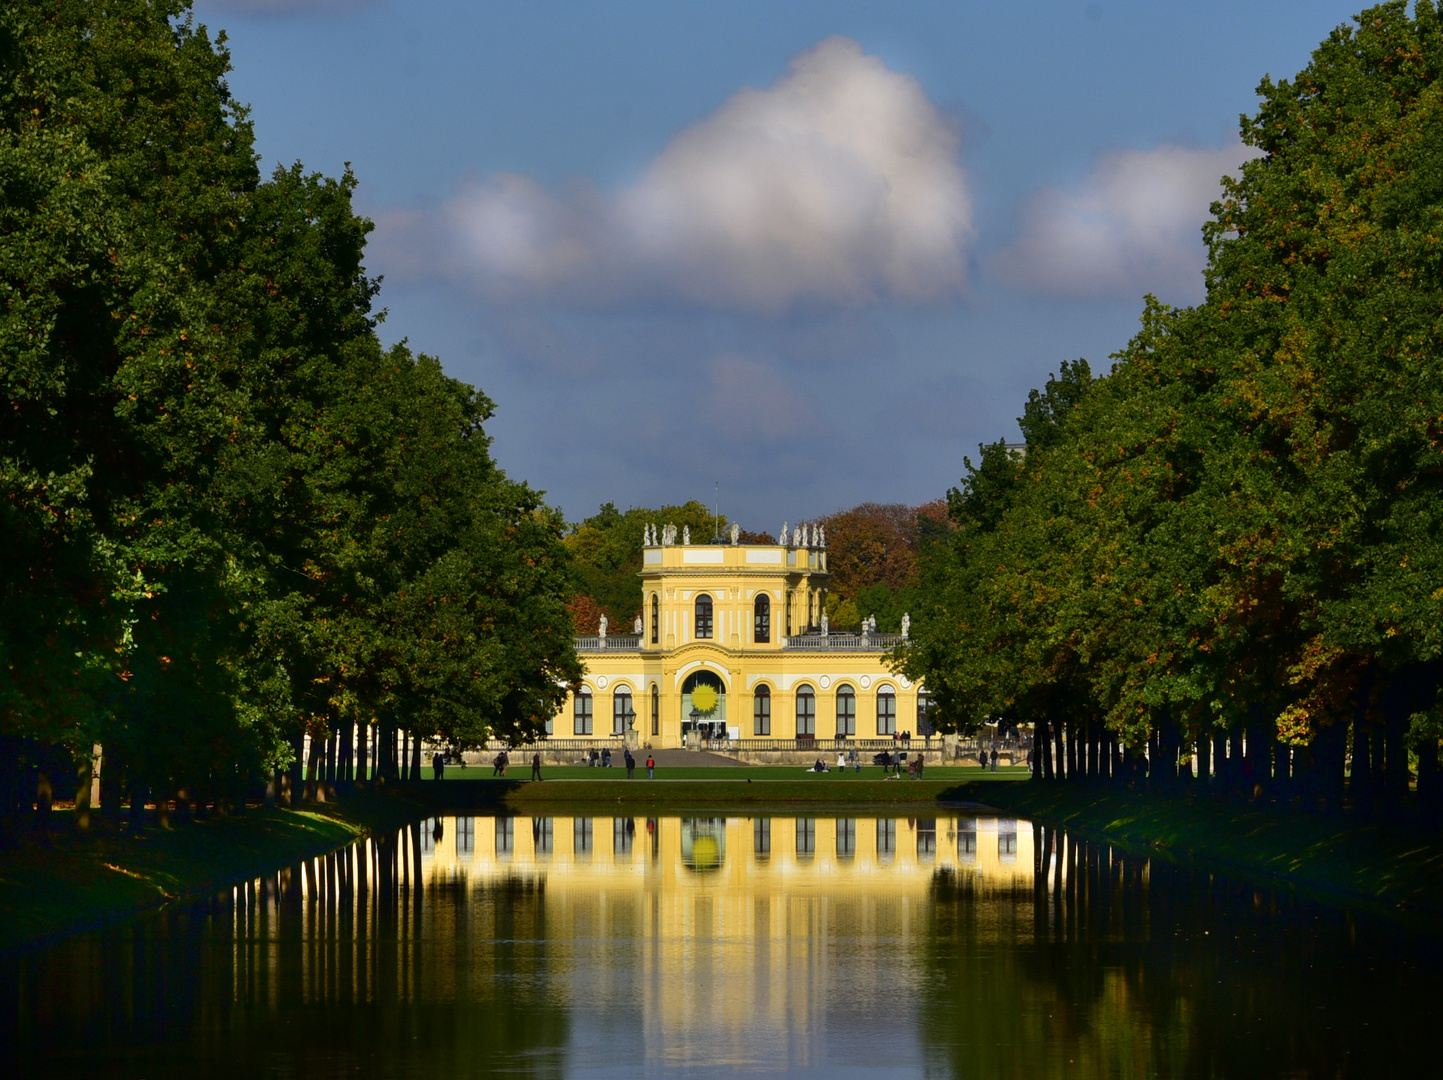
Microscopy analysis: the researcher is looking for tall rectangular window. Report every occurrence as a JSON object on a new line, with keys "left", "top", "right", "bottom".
{"left": 795, "top": 686, "right": 815, "bottom": 737}
{"left": 876, "top": 689, "right": 896, "bottom": 736}
{"left": 651, "top": 685, "right": 659, "bottom": 737}
{"left": 613, "top": 688, "right": 632, "bottom": 735}
{"left": 754, "top": 687, "right": 771, "bottom": 735}
{"left": 574, "top": 690, "right": 593, "bottom": 735}
{"left": 835, "top": 685, "right": 856, "bottom": 737}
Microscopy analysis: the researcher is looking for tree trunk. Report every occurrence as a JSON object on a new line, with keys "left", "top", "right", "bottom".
{"left": 1065, "top": 718, "right": 1078, "bottom": 781}
{"left": 305, "top": 734, "right": 323, "bottom": 802}
{"left": 410, "top": 731, "right": 422, "bottom": 782}
{"left": 1381, "top": 675, "right": 1411, "bottom": 811}
{"left": 74, "top": 753, "right": 94, "bottom": 832}
{"left": 289, "top": 732, "right": 305, "bottom": 805}
{"left": 34, "top": 769, "right": 53, "bottom": 830}
{"left": 129, "top": 782, "right": 146, "bottom": 832}
{"left": 1316, "top": 721, "right": 1347, "bottom": 815}
{"left": 338, "top": 721, "right": 353, "bottom": 789}
{"left": 1039, "top": 720, "right": 1053, "bottom": 780}
{"left": 355, "top": 720, "right": 369, "bottom": 789}
{"left": 1351, "top": 711, "right": 1373, "bottom": 815}
{"left": 1417, "top": 736, "right": 1440, "bottom": 824}
{"left": 1273, "top": 740, "right": 1291, "bottom": 796}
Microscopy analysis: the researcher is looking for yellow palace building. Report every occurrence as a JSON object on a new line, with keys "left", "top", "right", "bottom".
{"left": 552, "top": 524, "right": 932, "bottom": 755}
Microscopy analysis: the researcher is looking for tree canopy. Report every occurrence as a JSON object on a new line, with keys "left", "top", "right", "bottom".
{"left": 1, "top": 0, "right": 579, "bottom": 817}
{"left": 901, "top": 1, "right": 1443, "bottom": 814}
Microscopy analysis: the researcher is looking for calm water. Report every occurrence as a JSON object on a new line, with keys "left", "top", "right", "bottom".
{"left": 4, "top": 813, "right": 1438, "bottom": 1079}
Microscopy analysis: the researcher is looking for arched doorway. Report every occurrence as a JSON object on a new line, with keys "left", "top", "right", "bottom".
{"left": 681, "top": 669, "right": 727, "bottom": 742}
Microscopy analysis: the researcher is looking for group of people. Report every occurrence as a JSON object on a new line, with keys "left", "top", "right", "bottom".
{"left": 876, "top": 750, "right": 923, "bottom": 779}
{"left": 978, "top": 749, "right": 1001, "bottom": 772}
{"left": 806, "top": 750, "right": 925, "bottom": 778}
{"left": 581, "top": 747, "right": 655, "bottom": 778}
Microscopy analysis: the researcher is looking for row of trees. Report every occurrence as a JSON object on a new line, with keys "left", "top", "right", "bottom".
{"left": 0, "top": 1, "right": 580, "bottom": 823}
{"left": 901, "top": 2, "right": 1443, "bottom": 817}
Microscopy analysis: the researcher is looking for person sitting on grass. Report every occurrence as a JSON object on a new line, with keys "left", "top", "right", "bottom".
{"left": 810, "top": 759, "right": 829, "bottom": 773}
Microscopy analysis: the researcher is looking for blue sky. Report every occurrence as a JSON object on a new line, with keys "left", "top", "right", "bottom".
{"left": 197, "top": 0, "right": 1366, "bottom": 529}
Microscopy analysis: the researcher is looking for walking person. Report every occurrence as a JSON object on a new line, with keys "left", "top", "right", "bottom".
{"left": 990, "top": 748, "right": 998, "bottom": 773}
{"left": 531, "top": 752, "right": 543, "bottom": 781}
{"left": 625, "top": 748, "right": 636, "bottom": 778}
{"left": 432, "top": 751, "right": 445, "bottom": 781}
{"left": 978, "top": 750, "right": 987, "bottom": 771}
{"left": 837, "top": 752, "right": 847, "bottom": 774}
{"left": 646, "top": 753, "right": 655, "bottom": 779}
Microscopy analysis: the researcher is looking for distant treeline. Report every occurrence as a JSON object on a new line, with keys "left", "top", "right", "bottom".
{"left": 0, "top": 2, "right": 580, "bottom": 823}
{"left": 901, "top": 3, "right": 1443, "bottom": 818}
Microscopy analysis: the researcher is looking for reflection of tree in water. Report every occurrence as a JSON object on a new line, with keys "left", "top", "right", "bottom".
{"left": 920, "top": 825, "right": 1440, "bottom": 1079}
{"left": 5, "top": 820, "right": 571, "bottom": 1079}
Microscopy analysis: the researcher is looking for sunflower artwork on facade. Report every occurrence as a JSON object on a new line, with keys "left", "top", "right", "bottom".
{"left": 690, "top": 684, "right": 720, "bottom": 716}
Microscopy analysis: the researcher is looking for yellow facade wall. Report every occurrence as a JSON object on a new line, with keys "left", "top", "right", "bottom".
{"left": 559, "top": 541, "right": 927, "bottom": 747}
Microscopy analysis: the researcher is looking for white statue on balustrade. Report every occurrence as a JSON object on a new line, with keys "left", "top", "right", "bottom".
{"left": 634, "top": 616, "right": 643, "bottom": 636}
{"left": 599, "top": 614, "right": 608, "bottom": 639}
{"left": 730, "top": 523, "right": 740, "bottom": 545}
{"left": 901, "top": 613, "right": 910, "bottom": 639}
{"left": 779, "top": 521, "right": 788, "bottom": 545}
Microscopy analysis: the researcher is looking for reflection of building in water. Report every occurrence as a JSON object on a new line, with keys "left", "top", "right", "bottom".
{"left": 423, "top": 813, "right": 1032, "bottom": 1065}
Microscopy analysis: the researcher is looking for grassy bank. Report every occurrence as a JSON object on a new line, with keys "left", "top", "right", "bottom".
{"left": 0, "top": 791, "right": 424, "bottom": 954}
{"left": 966, "top": 781, "right": 1443, "bottom": 929}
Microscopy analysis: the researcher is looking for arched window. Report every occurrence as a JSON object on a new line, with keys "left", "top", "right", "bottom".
{"left": 694, "top": 594, "right": 713, "bottom": 639}
{"left": 876, "top": 686, "right": 896, "bottom": 736}
{"left": 753, "top": 685, "right": 771, "bottom": 735}
{"left": 573, "top": 688, "right": 593, "bottom": 735}
{"left": 650, "top": 684, "right": 659, "bottom": 737}
{"left": 754, "top": 594, "right": 771, "bottom": 643}
{"left": 795, "top": 684, "right": 815, "bottom": 737}
{"left": 917, "top": 691, "right": 934, "bottom": 736}
{"left": 613, "top": 687, "right": 633, "bottom": 735}
{"left": 650, "top": 593, "right": 659, "bottom": 644}
{"left": 835, "top": 684, "right": 856, "bottom": 737}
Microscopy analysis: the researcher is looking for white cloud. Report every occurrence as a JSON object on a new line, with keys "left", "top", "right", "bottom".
{"left": 375, "top": 37, "right": 973, "bottom": 314}
{"left": 990, "top": 141, "right": 1260, "bottom": 302}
